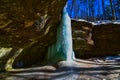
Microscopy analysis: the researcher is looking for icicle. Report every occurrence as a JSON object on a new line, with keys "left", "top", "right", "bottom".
{"left": 47, "top": 5, "right": 75, "bottom": 62}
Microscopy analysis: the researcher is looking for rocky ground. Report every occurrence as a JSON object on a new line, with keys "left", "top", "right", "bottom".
{"left": 0, "top": 59, "right": 120, "bottom": 80}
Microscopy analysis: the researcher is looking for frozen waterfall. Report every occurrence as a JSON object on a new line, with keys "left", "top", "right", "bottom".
{"left": 47, "top": 5, "right": 75, "bottom": 62}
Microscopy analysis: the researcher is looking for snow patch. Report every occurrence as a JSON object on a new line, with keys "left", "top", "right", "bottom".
{"left": 92, "top": 20, "right": 120, "bottom": 25}
{"left": 72, "top": 19, "right": 120, "bottom": 26}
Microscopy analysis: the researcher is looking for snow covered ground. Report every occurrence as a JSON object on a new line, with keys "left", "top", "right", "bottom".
{"left": 1, "top": 59, "right": 120, "bottom": 80}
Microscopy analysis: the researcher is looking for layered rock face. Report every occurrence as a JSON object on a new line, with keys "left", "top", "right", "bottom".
{"left": 92, "top": 24, "right": 120, "bottom": 57}
{"left": 72, "top": 20, "right": 120, "bottom": 58}
{"left": 72, "top": 20, "right": 94, "bottom": 58}
{"left": 0, "top": 0, "right": 66, "bottom": 69}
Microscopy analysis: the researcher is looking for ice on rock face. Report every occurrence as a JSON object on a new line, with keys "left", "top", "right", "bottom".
{"left": 47, "top": 5, "right": 75, "bottom": 61}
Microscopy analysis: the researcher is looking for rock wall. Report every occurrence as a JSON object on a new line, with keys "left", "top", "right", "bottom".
{"left": 72, "top": 20, "right": 94, "bottom": 58}
{"left": 0, "top": 0, "right": 67, "bottom": 69}
{"left": 92, "top": 24, "right": 120, "bottom": 57}
{"left": 72, "top": 20, "right": 120, "bottom": 58}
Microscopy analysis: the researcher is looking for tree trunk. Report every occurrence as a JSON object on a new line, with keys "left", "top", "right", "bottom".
{"left": 110, "top": 0, "right": 116, "bottom": 20}
{"left": 102, "top": 0, "right": 106, "bottom": 20}
{"left": 113, "top": 0, "right": 117, "bottom": 19}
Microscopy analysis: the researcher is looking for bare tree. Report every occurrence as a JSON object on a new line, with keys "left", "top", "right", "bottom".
{"left": 102, "top": 0, "right": 106, "bottom": 20}
{"left": 110, "top": 0, "right": 116, "bottom": 20}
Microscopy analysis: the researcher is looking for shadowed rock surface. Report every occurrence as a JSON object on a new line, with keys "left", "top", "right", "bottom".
{"left": 92, "top": 24, "right": 120, "bottom": 57}
{"left": 0, "top": 0, "right": 67, "bottom": 69}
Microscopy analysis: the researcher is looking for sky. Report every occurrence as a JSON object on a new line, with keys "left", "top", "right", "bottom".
{"left": 66, "top": 0, "right": 120, "bottom": 21}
